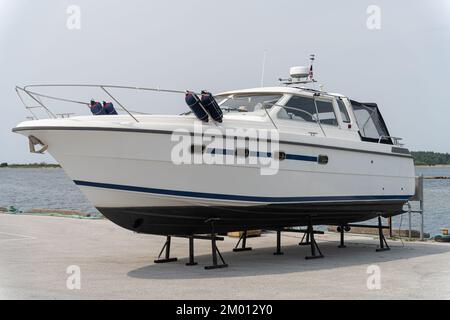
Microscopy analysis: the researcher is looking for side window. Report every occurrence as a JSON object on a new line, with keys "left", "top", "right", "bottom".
{"left": 315, "top": 100, "right": 338, "bottom": 126}
{"left": 283, "top": 96, "right": 338, "bottom": 126}
{"left": 284, "top": 96, "right": 317, "bottom": 123}
{"left": 337, "top": 99, "right": 351, "bottom": 123}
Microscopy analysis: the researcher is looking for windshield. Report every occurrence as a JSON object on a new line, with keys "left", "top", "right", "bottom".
{"left": 217, "top": 94, "right": 283, "bottom": 113}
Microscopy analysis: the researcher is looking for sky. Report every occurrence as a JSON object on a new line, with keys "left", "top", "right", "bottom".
{"left": 1, "top": 0, "right": 449, "bottom": 163}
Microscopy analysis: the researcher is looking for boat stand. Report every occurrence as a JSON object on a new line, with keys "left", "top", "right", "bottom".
{"left": 304, "top": 221, "right": 324, "bottom": 260}
{"left": 376, "top": 216, "right": 390, "bottom": 252}
{"left": 274, "top": 230, "right": 284, "bottom": 255}
{"left": 337, "top": 218, "right": 391, "bottom": 252}
{"left": 337, "top": 225, "right": 351, "bottom": 248}
{"left": 299, "top": 230, "right": 311, "bottom": 246}
{"left": 186, "top": 237, "right": 198, "bottom": 266}
{"left": 272, "top": 227, "right": 325, "bottom": 256}
{"left": 233, "top": 231, "right": 253, "bottom": 252}
{"left": 297, "top": 228, "right": 324, "bottom": 247}
{"left": 154, "top": 236, "right": 178, "bottom": 264}
{"left": 205, "top": 218, "right": 228, "bottom": 270}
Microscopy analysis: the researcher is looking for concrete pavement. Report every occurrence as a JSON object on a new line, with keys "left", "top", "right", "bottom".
{"left": 0, "top": 213, "right": 449, "bottom": 300}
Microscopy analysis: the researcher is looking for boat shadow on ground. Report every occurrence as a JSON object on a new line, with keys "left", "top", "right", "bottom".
{"left": 127, "top": 239, "right": 450, "bottom": 280}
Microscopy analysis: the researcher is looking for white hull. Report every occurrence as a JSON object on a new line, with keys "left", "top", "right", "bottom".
{"left": 14, "top": 122, "right": 415, "bottom": 209}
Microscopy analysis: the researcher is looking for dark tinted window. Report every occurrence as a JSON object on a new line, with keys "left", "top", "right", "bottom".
{"left": 285, "top": 96, "right": 338, "bottom": 126}
{"left": 284, "top": 96, "right": 316, "bottom": 122}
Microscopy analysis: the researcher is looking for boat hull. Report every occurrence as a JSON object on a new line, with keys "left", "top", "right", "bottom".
{"left": 98, "top": 200, "right": 406, "bottom": 236}
{"left": 12, "top": 119, "right": 416, "bottom": 236}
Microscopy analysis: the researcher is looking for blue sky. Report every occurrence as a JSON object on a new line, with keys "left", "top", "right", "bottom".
{"left": 1, "top": 0, "right": 449, "bottom": 163}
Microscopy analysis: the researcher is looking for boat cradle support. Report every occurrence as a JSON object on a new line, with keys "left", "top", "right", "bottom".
{"left": 152, "top": 216, "right": 393, "bottom": 269}
{"left": 272, "top": 219, "right": 325, "bottom": 259}
{"left": 154, "top": 236, "right": 178, "bottom": 264}
{"left": 154, "top": 232, "right": 228, "bottom": 267}
{"left": 334, "top": 215, "right": 391, "bottom": 252}
{"left": 233, "top": 230, "right": 253, "bottom": 252}
{"left": 204, "top": 218, "right": 228, "bottom": 270}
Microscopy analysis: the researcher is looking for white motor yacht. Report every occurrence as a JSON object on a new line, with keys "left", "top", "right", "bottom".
{"left": 12, "top": 66, "right": 415, "bottom": 236}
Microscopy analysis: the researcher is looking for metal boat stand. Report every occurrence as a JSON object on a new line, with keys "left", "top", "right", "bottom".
{"left": 376, "top": 216, "right": 390, "bottom": 252}
{"left": 204, "top": 218, "right": 228, "bottom": 270}
{"left": 186, "top": 237, "right": 198, "bottom": 266}
{"left": 304, "top": 221, "right": 324, "bottom": 260}
{"left": 154, "top": 236, "right": 178, "bottom": 264}
{"left": 299, "top": 230, "right": 310, "bottom": 246}
{"left": 337, "top": 225, "right": 351, "bottom": 248}
{"left": 298, "top": 228, "right": 325, "bottom": 246}
{"left": 272, "top": 227, "right": 325, "bottom": 257}
{"left": 233, "top": 231, "right": 253, "bottom": 252}
{"left": 274, "top": 230, "right": 284, "bottom": 255}
{"left": 274, "top": 225, "right": 325, "bottom": 259}
{"left": 339, "top": 216, "right": 391, "bottom": 252}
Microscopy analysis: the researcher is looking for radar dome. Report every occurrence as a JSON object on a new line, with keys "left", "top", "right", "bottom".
{"left": 289, "top": 66, "right": 309, "bottom": 79}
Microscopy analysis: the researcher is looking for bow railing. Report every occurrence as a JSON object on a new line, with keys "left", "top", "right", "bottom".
{"left": 15, "top": 84, "right": 189, "bottom": 123}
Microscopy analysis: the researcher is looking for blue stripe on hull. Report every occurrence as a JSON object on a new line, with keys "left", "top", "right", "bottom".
{"left": 209, "top": 149, "right": 318, "bottom": 163}
{"left": 74, "top": 180, "right": 411, "bottom": 204}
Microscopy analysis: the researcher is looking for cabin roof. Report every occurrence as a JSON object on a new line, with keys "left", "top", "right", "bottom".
{"left": 217, "top": 86, "right": 346, "bottom": 99}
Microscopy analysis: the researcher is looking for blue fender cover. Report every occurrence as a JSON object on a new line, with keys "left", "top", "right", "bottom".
{"left": 90, "top": 102, "right": 107, "bottom": 115}
{"left": 104, "top": 102, "right": 118, "bottom": 115}
{"left": 185, "top": 91, "right": 209, "bottom": 122}
{"left": 201, "top": 90, "right": 223, "bottom": 123}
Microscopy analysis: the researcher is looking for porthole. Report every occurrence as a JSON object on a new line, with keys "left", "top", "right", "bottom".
{"left": 318, "top": 155, "right": 329, "bottom": 165}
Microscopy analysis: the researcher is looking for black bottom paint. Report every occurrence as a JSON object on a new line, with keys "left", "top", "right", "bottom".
{"left": 98, "top": 200, "right": 405, "bottom": 236}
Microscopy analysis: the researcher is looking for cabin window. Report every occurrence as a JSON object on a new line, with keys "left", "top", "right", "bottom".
{"left": 284, "top": 96, "right": 338, "bottom": 126}
{"left": 351, "top": 102, "right": 392, "bottom": 144}
{"left": 337, "top": 99, "right": 351, "bottom": 123}
{"left": 315, "top": 100, "right": 338, "bottom": 126}
{"left": 218, "top": 94, "right": 282, "bottom": 113}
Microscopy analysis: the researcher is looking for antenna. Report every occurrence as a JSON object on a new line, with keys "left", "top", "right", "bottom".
{"left": 309, "top": 54, "right": 315, "bottom": 81}
{"left": 260, "top": 50, "right": 267, "bottom": 87}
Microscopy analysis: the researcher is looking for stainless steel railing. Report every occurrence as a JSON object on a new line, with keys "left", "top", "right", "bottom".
{"left": 378, "top": 135, "right": 404, "bottom": 146}
{"left": 15, "top": 84, "right": 188, "bottom": 123}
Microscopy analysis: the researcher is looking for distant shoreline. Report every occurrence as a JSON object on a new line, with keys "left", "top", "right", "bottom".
{"left": 416, "top": 164, "right": 450, "bottom": 168}
{"left": 0, "top": 163, "right": 60, "bottom": 168}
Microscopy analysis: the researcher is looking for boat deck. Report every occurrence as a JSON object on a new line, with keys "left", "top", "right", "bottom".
{"left": 1, "top": 214, "right": 449, "bottom": 300}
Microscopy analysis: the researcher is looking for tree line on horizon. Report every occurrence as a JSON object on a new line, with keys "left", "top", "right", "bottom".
{"left": 410, "top": 151, "right": 450, "bottom": 166}
{"left": 0, "top": 162, "right": 60, "bottom": 168}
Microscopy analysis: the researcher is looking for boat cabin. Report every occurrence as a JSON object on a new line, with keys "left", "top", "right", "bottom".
{"left": 215, "top": 87, "right": 396, "bottom": 145}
